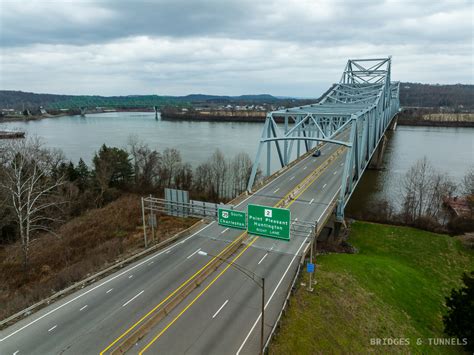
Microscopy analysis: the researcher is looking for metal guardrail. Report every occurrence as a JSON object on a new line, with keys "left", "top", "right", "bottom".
{"left": 0, "top": 220, "right": 208, "bottom": 330}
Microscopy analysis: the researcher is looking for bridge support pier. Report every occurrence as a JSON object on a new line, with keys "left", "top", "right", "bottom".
{"left": 317, "top": 215, "right": 347, "bottom": 246}
{"left": 368, "top": 133, "right": 387, "bottom": 170}
{"left": 80, "top": 107, "right": 86, "bottom": 117}
{"left": 389, "top": 116, "right": 398, "bottom": 131}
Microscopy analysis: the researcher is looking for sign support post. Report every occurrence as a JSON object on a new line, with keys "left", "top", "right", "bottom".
{"left": 141, "top": 197, "right": 148, "bottom": 248}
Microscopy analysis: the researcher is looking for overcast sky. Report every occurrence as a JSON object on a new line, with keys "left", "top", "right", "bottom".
{"left": 0, "top": 0, "right": 472, "bottom": 97}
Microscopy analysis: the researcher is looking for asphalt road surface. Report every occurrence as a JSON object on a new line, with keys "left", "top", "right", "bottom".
{"left": 0, "top": 134, "right": 348, "bottom": 355}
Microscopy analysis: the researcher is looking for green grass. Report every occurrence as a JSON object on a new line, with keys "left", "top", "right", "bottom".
{"left": 269, "top": 221, "right": 474, "bottom": 354}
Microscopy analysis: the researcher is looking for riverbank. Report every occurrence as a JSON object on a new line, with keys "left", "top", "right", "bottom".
{"left": 0, "top": 112, "right": 79, "bottom": 123}
{"left": 0, "top": 131, "right": 25, "bottom": 139}
{"left": 397, "top": 111, "right": 474, "bottom": 127}
{"left": 4, "top": 108, "right": 474, "bottom": 128}
{"left": 269, "top": 221, "right": 474, "bottom": 354}
{"left": 163, "top": 110, "right": 474, "bottom": 126}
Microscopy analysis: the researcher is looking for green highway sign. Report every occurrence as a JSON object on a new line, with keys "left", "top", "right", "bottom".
{"left": 218, "top": 208, "right": 247, "bottom": 230}
{"left": 247, "top": 204, "right": 291, "bottom": 241}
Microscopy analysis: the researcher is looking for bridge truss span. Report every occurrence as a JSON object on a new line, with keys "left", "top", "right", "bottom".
{"left": 247, "top": 57, "right": 400, "bottom": 221}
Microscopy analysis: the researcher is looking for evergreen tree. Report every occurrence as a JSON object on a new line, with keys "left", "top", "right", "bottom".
{"left": 443, "top": 271, "right": 474, "bottom": 352}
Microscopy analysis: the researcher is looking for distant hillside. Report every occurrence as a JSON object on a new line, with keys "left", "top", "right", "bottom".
{"left": 0, "top": 90, "right": 72, "bottom": 110}
{"left": 0, "top": 91, "right": 285, "bottom": 110}
{"left": 1, "top": 82, "right": 473, "bottom": 110}
{"left": 399, "top": 82, "right": 474, "bottom": 109}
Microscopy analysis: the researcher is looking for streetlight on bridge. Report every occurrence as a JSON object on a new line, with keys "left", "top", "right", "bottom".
{"left": 197, "top": 250, "right": 265, "bottom": 355}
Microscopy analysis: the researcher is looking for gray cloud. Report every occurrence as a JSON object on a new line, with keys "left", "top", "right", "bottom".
{"left": 0, "top": 0, "right": 472, "bottom": 96}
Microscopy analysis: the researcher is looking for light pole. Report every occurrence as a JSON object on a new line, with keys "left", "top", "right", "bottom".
{"left": 197, "top": 251, "right": 265, "bottom": 355}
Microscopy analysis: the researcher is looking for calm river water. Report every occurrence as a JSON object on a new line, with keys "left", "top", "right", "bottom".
{"left": 3, "top": 112, "right": 473, "bottom": 211}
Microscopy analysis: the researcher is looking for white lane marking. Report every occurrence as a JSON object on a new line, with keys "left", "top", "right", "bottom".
{"left": 0, "top": 136, "right": 345, "bottom": 342}
{"left": 333, "top": 170, "right": 337, "bottom": 175}
{"left": 0, "top": 221, "right": 214, "bottom": 343}
{"left": 106, "top": 288, "right": 113, "bottom": 294}
{"left": 186, "top": 248, "right": 202, "bottom": 259}
{"left": 289, "top": 176, "right": 295, "bottom": 181}
{"left": 122, "top": 290, "right": 144, "bottom": 307}
{"left": 309, "top": 198, "right": 314, "bottom": 205}
{"left": 323, "top": 184, "right": 327, "bottom": 189}
{"left": 128, "top": 275, "right": 133, "bottom": 279}
{"left": 79, "top": 305, "right": 88, "bottom": 311}
{"left": 303, "top": 166, "right": 307, "bottom": 170}
{"left": 166, "top": 250, "right": 171, "bottom": 254}
{"left": 148, "top": 261, "right": 154, "bottom": 265}
{"left": 317, "top": 189, "right": 341, "bottom": 224}
{"left": 212, "top": 300, "right": 229, "bottom": 319}
{"left": 257, "top": 253, "right": 268, "bottom": 265}
{"left": 220, "top": 228, "right": 229, "bottom": 234}
{"left": 251, "top": 139, "right": 334, "bottom": 197}
{"left": 236, "top": 230, "right": 309, "bottom": 355}
{"left": 13, "top": 351, "right": 19, "bottom": 355}
{"left": 47, "top": 325, "right": 57, "bottom": 332}
{"left": 273, "top": 188, "right": 280, "bottom": 193}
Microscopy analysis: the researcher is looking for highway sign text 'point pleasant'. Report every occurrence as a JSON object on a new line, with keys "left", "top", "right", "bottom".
{"left": 247, "top": 204, "right": 291, "bottom": 240}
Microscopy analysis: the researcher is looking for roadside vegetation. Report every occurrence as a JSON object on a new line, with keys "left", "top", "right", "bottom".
{"left": 350, "top": 158, "right": 474, "bottom": 236}
{"left": 0, "top": 135, "right": 258, "bottom": 320}
{"left": 269, "top": 221, "right": 474, "bottom": 354}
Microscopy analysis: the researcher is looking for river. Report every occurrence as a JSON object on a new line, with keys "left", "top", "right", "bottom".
{"left": 2, "top": 112, "right": 473, "bottom": 211}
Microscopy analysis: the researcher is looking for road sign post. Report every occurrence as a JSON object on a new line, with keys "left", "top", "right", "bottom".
{"left": 247, "top": 204, "right": 291, "bottom": 240}
{"left": 218, "top": 208, "right": 247, "bottom": 230}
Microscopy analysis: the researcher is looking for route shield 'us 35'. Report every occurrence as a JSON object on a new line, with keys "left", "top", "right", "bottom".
{"left": 218, "top": 208, "right": 247, "bottom": 230}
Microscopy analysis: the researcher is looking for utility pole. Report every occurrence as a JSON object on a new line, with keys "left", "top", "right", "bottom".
{"left": 197, "top": 250, "right": 265, "bottom": 354}
{"left": 260, "top": 277, "right": 265, "bottom": 355}
{"left": 149, "top": 194, "right": 155, "bottom": 243}
{"left": 308, "top": 222, "right": 318, "bottom": 292}
{"left": 308, "top": 237, "right": 314, "bottom": 292}
{"left": 141, "top": 197, "right": 148, "bottom": 248}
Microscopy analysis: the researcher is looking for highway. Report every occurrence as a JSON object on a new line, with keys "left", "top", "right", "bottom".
{"left": 0, "top": 134, "right": 347, "bottom": 355}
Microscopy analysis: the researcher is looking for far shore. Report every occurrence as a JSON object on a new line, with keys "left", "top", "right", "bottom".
{"left": 2, "top": 109, "right": 473, "bottom": 128}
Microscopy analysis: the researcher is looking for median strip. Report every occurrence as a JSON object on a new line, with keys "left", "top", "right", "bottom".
{"left": 137, "top": 147, "right": 348, "bottom": 353}
{"left": 103, "top": 142, "right": 346, "bottom": 354}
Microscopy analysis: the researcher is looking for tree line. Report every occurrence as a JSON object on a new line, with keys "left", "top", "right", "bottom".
{"left": 0, "top": 136, "right": 260, "bottom": 268}
{"left": 352, "top": 157, "right": 474, "bottom": 234}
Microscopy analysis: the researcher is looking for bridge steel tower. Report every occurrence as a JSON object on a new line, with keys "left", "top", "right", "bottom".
{"left": 247, "top": 57, "right": 400, "bottom": 221}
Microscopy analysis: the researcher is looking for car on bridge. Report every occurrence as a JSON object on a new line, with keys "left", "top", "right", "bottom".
{"left": 312, "top": 149, "right": 321, "bottom": 157}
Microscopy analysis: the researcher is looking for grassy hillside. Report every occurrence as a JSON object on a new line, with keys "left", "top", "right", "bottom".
{"left": 270, "top": 222, "right": 474, "bottom": 354}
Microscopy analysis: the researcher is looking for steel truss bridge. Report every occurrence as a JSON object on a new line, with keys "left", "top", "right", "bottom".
{"left": 247, "top": 57, "right": 400, "bottom": 221}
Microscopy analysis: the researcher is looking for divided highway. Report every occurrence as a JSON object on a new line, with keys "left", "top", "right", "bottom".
{"left": 0, "top": 135, "right": 348, "bottom": 355}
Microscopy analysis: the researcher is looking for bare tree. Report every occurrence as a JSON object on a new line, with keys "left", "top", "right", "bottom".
{"left": 400, "top": 157, "right": 456, "bottom": 223}
{"left": 127, "top": 136, "right": 161, "bottom": 189}
{"left": 461, "top": 167, "right": 474, "bottom": 216}
{"left": 175, "top": 163, "right": 193, "bottom": 190}
{"left": 462, "top": 166, "right": 474, "bottom": 196}
{"left": 161, "top": 148, "right": 182, "bottom": 188}
{"left": 209, "top": 149, "right": 228, "bottom": 198}
{"left": 230, "top": 152, "right": 253, "bottom": 197}
{"left": 0, "top": 137, "right": 66, "bottom": 268}
{"left": 193, "top": 162, "right": 212, "bottom": 197}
